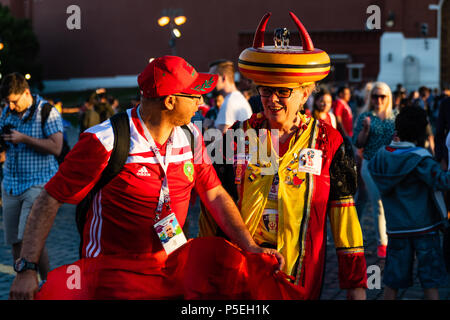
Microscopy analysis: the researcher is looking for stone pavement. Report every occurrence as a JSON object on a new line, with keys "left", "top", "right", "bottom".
{"left": 321, "top": 208, "right": 450, "bottom": 300}
{"left": 0, "top": 123, "right": 449, "bottom": 300}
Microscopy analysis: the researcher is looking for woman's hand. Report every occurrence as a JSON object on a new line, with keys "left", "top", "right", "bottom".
{"left": 362, "top": 116, "right": 371, "bottom": 132}
{"left": 356, "top": 116, "right": 371, "bottom": 148}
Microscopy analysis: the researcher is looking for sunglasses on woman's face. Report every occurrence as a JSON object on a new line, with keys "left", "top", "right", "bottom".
{"left": 257, "top": 86, "right": 296, "bottom": 98}
{"left": 371, "top": 94, "right": 387, "bottom": 100}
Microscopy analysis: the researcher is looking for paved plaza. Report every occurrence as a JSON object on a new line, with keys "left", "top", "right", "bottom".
{"left": 1, "top": 198, "right": 448, "bottom": 300}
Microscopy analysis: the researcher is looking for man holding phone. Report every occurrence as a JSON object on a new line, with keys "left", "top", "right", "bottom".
{"left": 0, "top": 72, "right": 64, "bottom": 284}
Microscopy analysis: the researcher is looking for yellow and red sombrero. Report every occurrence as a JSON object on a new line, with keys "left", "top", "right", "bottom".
{"left": 238, "top": 12, "right": 330, "bottom": 88}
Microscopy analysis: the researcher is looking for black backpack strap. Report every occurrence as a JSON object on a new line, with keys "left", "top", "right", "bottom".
{"left": 40, "top": 103, "right": 54, "bottom": 137}
{"left": 92, "top": 111, "right": 131, "bottom": 193}
{"left": 40, "top": 103, "right": 71, "bottom": 163}
{"left": 181, "top": 124, "right": 195, "bottom": 153}
{"left": 75, "top": 111, "right": 130, "bottom": 257}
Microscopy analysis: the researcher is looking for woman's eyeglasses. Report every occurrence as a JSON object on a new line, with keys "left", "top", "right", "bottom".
{"left": 371, "top": 94, "right": 387, "bottom": 100}
{"left": 257, "top": 86, "right": 296, "bottom": 98}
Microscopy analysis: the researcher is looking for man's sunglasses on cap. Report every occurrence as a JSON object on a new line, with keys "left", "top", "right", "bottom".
{"left": 257, "top": 86, "right": 297, "bottom": 98}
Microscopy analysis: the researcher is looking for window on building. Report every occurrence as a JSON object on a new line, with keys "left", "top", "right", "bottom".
{"left": 347, "top": 63, "right": 364, "bottom": 82}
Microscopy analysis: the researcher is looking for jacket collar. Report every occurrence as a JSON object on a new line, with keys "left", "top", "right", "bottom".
{"left": 388, "top": 140, "right": 416, "bottom": 148}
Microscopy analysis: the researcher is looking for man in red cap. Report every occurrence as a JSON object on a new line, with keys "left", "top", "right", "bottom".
{"left": 9, "top": 56, "right": 283, "bottom": 300}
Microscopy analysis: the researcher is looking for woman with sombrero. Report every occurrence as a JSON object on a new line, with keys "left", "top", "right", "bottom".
{"left": 200, "top": 12, "right": 367, "bottom": 300}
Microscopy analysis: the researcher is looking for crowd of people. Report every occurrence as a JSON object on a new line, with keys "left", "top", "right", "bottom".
{"left": 1, "top": 12, "right": 450, "bottom": 301}
{"left": 2, "top": 66, "right": 450, "bottom": 301}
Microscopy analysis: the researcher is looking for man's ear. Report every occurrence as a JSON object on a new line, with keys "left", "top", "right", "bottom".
{"left": 221, "top": 74, "right": 228, "bottom": 84}
{"left": 163, "top": 95, "right": 176, "bottom": 111}
{"left": 24, "top": 88, "right": 33, "bottom": 104}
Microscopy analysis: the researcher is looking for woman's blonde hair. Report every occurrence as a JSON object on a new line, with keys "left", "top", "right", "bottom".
{"left": 362, "top": 81, "right": 393, "bottom": 119}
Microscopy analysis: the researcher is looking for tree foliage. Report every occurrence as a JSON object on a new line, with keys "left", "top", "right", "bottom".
{"left": 0, "top": 4, "right": 43, "bottom": 90}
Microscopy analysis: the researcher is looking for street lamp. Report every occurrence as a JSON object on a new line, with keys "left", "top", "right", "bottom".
{"left": 174, "top": 16, "right": 186, "bottom": 26}
{"left": 158, "top": 9, "right": 186, "bottom": 55}
{"left": 158, "top": 16, "right": 170, "bottom": 27}
{"left": 172, "top": 28, "right": 181, "bottom": 38}
{"left": 385, "top": 11, "right": 395, "bottom": 28}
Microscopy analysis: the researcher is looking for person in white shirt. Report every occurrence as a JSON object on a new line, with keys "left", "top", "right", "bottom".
{"left": 208, "top": 60, "right": 252, "bottom": 133}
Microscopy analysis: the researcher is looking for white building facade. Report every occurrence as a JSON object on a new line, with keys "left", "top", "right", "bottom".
{"left": 378, "top": 32, "right": 440, "bottom": 91}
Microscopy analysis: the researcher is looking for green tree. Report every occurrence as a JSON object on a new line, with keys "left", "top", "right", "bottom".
{"left": 0, "top": 4, "right": 43, "bottom": 91}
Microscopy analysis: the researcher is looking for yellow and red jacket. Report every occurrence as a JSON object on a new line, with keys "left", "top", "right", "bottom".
{"left": 199, "top": 112, "right": 367, "bottom": 299}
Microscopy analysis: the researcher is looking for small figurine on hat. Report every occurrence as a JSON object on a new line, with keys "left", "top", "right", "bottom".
{"left": 238, "top": 12, "right": 330, "bottom": 88}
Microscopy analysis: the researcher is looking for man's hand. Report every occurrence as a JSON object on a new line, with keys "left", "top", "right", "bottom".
{"left": 346, "top": 287, "right": 366, "bottom": 300}
{"left": 9, "top": 190, "right": 63, "bottom": 299}
{"left": 3, "top": 129, "right": 27, "bottom": 144}
{"left": 201, "top": 185, "right": 285, "bottom": 271}
{"left": 3, "top": 130, "right": 63, "bottom": 156}
{"left": 246, "top": 244, "right": 285, "bottom": 271}
{"left": 9, "top": 270, "right": 39, "bottom": 300}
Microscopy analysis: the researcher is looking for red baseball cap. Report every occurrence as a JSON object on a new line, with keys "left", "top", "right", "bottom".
{"left": 138, "top": 56, "right": 218, "bottom": 98}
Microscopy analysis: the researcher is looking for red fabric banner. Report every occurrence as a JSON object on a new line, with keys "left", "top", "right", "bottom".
{"left": 36, "top": 237, "right": 304, "bottom": 300}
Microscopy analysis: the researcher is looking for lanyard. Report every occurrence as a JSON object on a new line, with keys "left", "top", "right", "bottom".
{"left": 137, "top": 106, "right": 174, "bottom": 221}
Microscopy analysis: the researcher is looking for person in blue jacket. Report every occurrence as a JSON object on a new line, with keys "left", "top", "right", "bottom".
{"left": 368, "top": 106, "right": 449, "bottom": 300}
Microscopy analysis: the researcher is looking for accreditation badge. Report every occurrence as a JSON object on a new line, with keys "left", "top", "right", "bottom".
{"left": 267, "top": 174, "right": 279, "bottom": 201}
{"left": 298, "top": 148, "right": 323, "bottom": 176}
{"left": 154, "top": 213, "right": 187, "bottom": 255}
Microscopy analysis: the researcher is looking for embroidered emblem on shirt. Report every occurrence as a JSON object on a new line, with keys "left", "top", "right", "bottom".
{"left": 183, "top": 161, "right": 194, "bottom": 182}
{"left": 137, "top": 166, "right": 151, "bottom": 177}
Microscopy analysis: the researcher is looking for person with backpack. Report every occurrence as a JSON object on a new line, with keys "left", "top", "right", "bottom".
{"left": 0, "top": 72, "right": 64, "bottom": 286}
{"left": 9, "top": 56, "right": 284, "bottom": 300}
